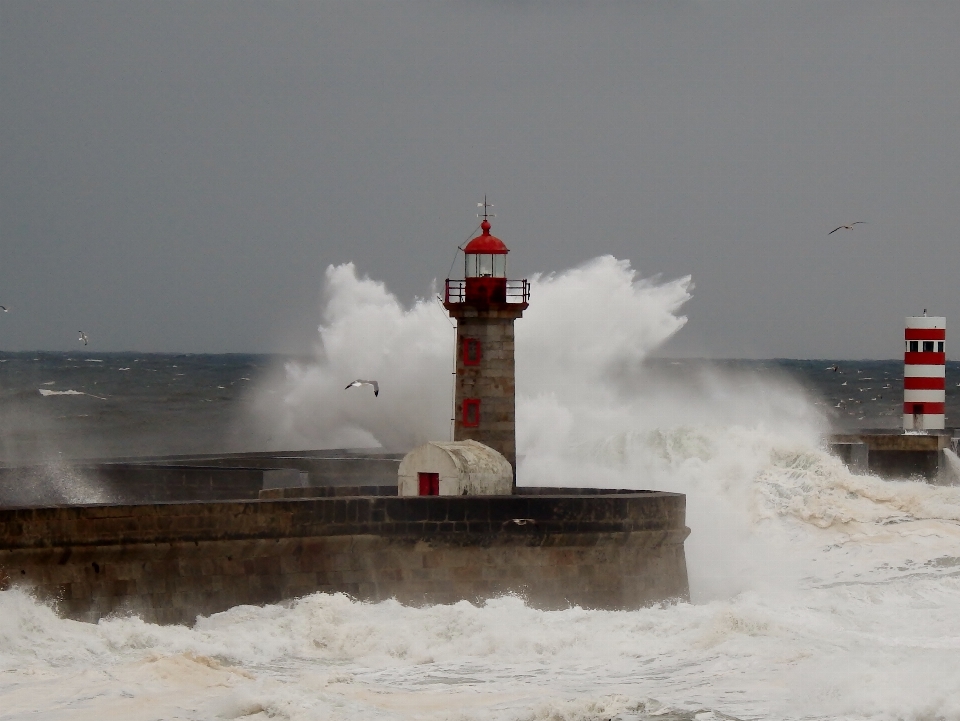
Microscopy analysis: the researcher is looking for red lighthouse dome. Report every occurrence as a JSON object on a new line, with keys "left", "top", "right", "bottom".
{"left": 463, "top": 220, "right": 509, "bottom": 255}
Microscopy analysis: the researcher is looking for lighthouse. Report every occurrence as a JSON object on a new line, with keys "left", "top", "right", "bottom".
{"left": 903, "top": 314, "right": 946, "bottom": 431}
{"left": 443, "top": 206, "right": 529, "bottom": 483}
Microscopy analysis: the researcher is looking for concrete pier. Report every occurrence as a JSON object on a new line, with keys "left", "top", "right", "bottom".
{"left": 828, "top": 431, "right": 954, "bottom": 482}
{"left": 0, "top": 488, "right": 690, "bottom": 624}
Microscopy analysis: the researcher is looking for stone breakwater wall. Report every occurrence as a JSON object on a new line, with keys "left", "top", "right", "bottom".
{"left": 0, "top": 450, "right": 404, "bottom": 507}
{"left": 0, "top": 490, "right": 690, "bottom": 625}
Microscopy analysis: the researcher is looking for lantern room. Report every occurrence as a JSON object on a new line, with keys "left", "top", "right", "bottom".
{"left": 460, "top": 219, "right": 510, "bottom": 305}
{"left": 464, "top": 220, "right": 508, "bottom": 278}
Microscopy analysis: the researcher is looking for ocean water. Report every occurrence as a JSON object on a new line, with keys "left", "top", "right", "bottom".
{"left": 4, "top": 352, "right": 960, "bottom": 466}
{"left": 0, "top": 352, "right": 273, "bottom": 464}
{"left": 2, "top": 256, "right": 960, "bottom": 720}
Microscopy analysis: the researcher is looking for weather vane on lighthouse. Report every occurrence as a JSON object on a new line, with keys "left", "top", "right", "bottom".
{"left": 477, "top": 196, "right": 495, "bottom": 220}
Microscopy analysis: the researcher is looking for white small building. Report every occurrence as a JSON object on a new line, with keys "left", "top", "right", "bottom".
{"left": 397, "top": 439, "right": 512, "bottom": 496}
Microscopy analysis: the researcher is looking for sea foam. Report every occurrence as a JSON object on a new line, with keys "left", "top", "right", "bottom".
{"left": 4, "top": 257, "right": 960, "bottom": 720}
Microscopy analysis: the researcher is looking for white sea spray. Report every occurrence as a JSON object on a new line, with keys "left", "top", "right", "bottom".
{"left": 3, "top": 257, "right": 960, "bottom": 719}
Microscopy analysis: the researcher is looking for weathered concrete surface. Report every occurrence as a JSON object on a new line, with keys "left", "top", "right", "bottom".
{"left": 830, "top": 433, "right": 950, "bottom": 452}
{"left": 0, "top": 492, "right": 690, "bottom": 624}
{"left": 398, "top": 440, "right": 512, "bottom": 496}
{"left": 828, "top": 432, "right": 954, "bottom": 482}
{"left": 0, "top": 450, "right": 402, "bottom": 507}
{"left": 260, "top": 485, "right": 398, "bottom": 499}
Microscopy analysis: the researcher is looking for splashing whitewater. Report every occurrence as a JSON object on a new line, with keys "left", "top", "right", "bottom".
{"left": 6, "top": 256, "right": 960, "bottom": 720}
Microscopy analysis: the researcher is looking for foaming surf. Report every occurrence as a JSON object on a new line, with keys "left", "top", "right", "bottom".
{"left": 37, "top": 388, "right": 106, "bottom": 400}
{"left": 4, "top": 256, "right": 960, "bottom": 719}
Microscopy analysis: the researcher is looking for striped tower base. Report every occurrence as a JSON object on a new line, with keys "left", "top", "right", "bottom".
{"left": 903, "top": 316, "right": 945, "bottom": 431}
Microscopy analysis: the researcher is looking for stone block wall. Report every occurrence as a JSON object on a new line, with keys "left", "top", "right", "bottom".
{"left": 452, "top": 308, "right": 524, "bottom": 472}
{"left": 0, "top": 491, "right": 689, "bottom": 624}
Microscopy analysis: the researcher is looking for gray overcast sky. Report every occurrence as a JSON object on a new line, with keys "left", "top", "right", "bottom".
{"left": 2, "top": 1, "right": 959, "bottom": 358}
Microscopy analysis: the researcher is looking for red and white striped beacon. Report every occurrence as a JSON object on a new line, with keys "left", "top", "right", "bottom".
{"left": 903, "top": 313, "right": 946, "bottom": 431}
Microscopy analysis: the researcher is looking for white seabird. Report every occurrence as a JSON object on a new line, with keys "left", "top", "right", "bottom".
{"left": 828, "top": 222, "right": 866, "bottom": 235}
{"left": 345, "top": 379, "right": 379, "bottom": 397}
{"left": 78, "top": 331, "right": 88, "bottom": 346}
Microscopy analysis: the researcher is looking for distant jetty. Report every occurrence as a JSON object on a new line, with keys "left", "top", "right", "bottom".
{"left": 829, "top": 430, "right": 956, "bottom": 482}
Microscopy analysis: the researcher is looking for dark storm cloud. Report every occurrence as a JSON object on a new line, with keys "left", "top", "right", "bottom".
{"left": 2, "top": 1, "right": 958, "bottom": 357}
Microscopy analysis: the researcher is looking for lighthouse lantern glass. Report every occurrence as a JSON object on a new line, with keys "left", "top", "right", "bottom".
{"left": 465, "top": 253, "right": 506, "bottom": 278}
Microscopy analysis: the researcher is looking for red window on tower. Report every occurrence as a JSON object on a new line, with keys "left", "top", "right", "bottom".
{"left": 463, "top": 338, "right": 482, "bottom": 366}
{"left": 418, "top": 472, "right": 440, "bottom": 496}
{"left": 463, "top": 398, "right": 481, "bottom": 427}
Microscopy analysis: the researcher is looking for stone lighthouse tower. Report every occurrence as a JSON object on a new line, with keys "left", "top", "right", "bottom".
{"left": 443, "top": 205, "right": 529, "bottom": 483}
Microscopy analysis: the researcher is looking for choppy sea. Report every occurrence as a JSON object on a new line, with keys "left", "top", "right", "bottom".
{"left": 3, "top": 257, "right": 960, "bottom": 720}
{"left": 0, "top": 351, "right": 272, "bottom": 463}
{"left": 5, "top": 352, "right": 960, "bottom": 464}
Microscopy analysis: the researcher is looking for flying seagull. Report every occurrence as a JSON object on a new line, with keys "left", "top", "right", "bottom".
{"left": 345, "top": 379, "right": 379, "bottom": 397}
{"left": 78, "top": 331, "right": 88, "bottom": 346}
{"left": 828, "top": 222, "right": 866, "bottom": 235}
{"left": 0, "top": 306, "right": 7, "bottom": 312}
